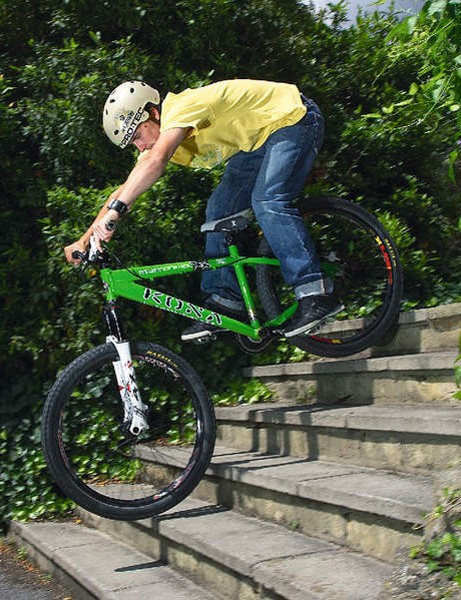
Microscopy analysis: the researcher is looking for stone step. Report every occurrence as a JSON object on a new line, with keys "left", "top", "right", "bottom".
{"left": 71, "top": 496, "right": 393, "bottom": 600}
{"left": 244, "top": 350, "right": 458, "bottom": 406}
{"left": 137, "top": 445, "right": 434, "bottom": 562}
{"left": 316, "top": 302, "right": 461, "bottom": 357}
{"left": 8, "top": 519, "right": 219, "bottom": 600}
{"left": 385, "top": 302, "right": 461, "bottom": 355}
{"left": 215, "top": 403, "right": 461, "bottom": 475}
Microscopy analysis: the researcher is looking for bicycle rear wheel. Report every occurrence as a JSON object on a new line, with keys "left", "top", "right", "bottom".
{"left": 256, "top": 197, "right": 403, "bottom": 357}
{"left": 42, "top": 341, "right": 215, "bottom": 520}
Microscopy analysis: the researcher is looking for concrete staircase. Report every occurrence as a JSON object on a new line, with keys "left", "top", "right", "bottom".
{"left": 10, "top": 303, "right": 461, "bottom": 599}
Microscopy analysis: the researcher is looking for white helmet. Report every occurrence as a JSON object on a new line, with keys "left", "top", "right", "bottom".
{"left": 103, "top": 81, "right": 161, "bottom": 148}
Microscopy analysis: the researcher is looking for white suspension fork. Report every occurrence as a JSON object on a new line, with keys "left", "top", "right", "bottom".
{"left": 107, "top": 336, "right": 149, "bottom": 436}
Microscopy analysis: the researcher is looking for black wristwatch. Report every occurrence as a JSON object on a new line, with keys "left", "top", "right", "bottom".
{"left": 107, "top": 199, "right": 129, "bottom": 217}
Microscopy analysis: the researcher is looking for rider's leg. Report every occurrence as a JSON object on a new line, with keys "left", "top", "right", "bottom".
{"left": 200, "top": 151, "right": 264, "bottom": 312}
{"left": 250, "top": 99, "right": 326, "bottom": 292}
{"left": 250, "top": 99, "right": 343, "bottom": 336}
{"left": 181, "top": 152, "right": 263, "bottom": 341}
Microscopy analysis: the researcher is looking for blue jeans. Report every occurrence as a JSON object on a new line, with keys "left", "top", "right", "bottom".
{"left": 201, "top": 98, "right": 329, "bottom": 312}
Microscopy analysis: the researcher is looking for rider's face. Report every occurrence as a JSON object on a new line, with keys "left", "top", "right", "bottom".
{"left": 131, "top": 110, "right": 160, "bottom": 152}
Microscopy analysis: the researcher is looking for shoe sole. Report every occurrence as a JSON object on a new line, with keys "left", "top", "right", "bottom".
{"left": 284, "top": 304, "right": 345, "bottom": 338}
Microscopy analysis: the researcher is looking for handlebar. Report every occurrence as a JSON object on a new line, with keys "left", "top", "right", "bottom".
{"left": 72, "top": 250, "right": 87, "bottom": 261}
{"left": 72, "top": 247, "right": 109, "bottom": 265}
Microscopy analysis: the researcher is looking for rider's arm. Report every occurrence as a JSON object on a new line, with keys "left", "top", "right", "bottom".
{"left": 92, "top": 126, "right": 189, "bottom": 242}
{"left": 65, "top": 127, "right": 189, "bottom": 263}
{"left": 64, "top": 186, "right": 125, "bottom": 264}
{"left": 121, "top": 127, "right": 189, "bottom": 207}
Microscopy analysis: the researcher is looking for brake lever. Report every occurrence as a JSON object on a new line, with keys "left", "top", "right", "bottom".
{"left": 88, "top": 235, "right": 101, "bottom": 262}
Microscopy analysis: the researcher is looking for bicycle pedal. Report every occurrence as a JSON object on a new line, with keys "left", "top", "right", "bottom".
{"left": 193, "top": 333, "right": 217, "bottom": 345}
{"left": 300, "top": 316, "right": 332, "bottom": 336}
{"left": 305, "top": 323, "right": 321, "bottom": 335}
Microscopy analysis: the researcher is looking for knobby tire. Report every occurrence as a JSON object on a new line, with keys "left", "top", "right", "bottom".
{"left": 41, "top": 341, "right": 215, "bottom": 520}
{"left": 256, "top": 196, "right": 403, "bottom": 357}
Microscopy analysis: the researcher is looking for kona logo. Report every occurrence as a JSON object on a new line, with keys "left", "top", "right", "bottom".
{"left": 142, "top": 289, "right": 223, "bottom": 325}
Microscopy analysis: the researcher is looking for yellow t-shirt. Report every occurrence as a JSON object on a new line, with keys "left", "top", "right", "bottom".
{"left": 160, "top": 79, "right": 306, "bottom": 169}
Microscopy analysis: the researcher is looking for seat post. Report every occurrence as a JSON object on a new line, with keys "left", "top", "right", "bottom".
{"left": 224, "top": 231, "right": 238, "bottom": 246}
{"left": 227, "top": 241, "right": 261, "bottom": 328}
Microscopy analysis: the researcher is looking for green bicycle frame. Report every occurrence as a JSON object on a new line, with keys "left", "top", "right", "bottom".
{"left": 100, "top": 243, "right": 298, "bottom": 341}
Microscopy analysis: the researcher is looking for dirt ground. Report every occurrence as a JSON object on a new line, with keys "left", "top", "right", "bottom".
{"left": 0, "top": 538, "right": 72, "bottom": 600}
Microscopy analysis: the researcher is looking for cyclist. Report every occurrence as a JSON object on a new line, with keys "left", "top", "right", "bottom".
{"left": 64, "top": 79, "right": 342, "bottom": 341}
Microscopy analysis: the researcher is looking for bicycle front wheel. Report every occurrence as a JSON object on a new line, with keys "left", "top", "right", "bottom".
{"left": 256, "top": 197, "right": 403, "bottom": 357}
{"left": 42, "top": 341, "right": 215, "bottom": 520}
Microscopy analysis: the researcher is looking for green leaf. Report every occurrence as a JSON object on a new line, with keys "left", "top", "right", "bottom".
{"left": 426, "top": 559, "right": 441, "bottom": 572}
{"left": 432, "top": 79, "right": 446, "bottom": 102}
{"left": 454, "top": 367, "right": 461, "bottom": 388}
{"left": 406, "top": 15, "right": 419, "bottom": 34}
{"left": 428, "top": 0, "right": 448, "bottom": 15}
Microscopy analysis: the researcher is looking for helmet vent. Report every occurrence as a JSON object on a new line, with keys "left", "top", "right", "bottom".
{"left": 130, "top": 87, "right": 135, "bottom": 93}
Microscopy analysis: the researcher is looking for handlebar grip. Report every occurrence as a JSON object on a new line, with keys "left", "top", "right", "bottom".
{"left": 72, "top": 250, "right": 86, "bottom": 260}
{"left": 105, "top": 220, "right": 117, "bottom": 231}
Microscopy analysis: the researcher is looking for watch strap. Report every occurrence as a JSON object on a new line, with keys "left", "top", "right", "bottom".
{"left": 107, "top": 199, "right": 129, "bottom": 216}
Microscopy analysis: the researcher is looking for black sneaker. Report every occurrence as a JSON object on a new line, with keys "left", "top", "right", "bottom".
{"left": 181, "top": 302, "right": 245, "bottom": 342}
{"left": 181, "top": 320, "right": 221, "bottom": 342}
{"left": 284, "top": 294, "right": 344, "bottom": 338}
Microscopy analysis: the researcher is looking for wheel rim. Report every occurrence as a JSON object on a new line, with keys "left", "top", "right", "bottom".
{"left": 55, "top": 347, "right": 206, "bottom": 510}
{"left": 258, "top": 204, "right": 401, "bottom": 351}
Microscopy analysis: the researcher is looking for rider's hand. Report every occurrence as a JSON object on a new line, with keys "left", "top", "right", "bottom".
{"left": 64, "top": 239, "right": 87, "bottom": 265}
{"left": 92, "top": 210, "right": 119, "bottom": 244}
